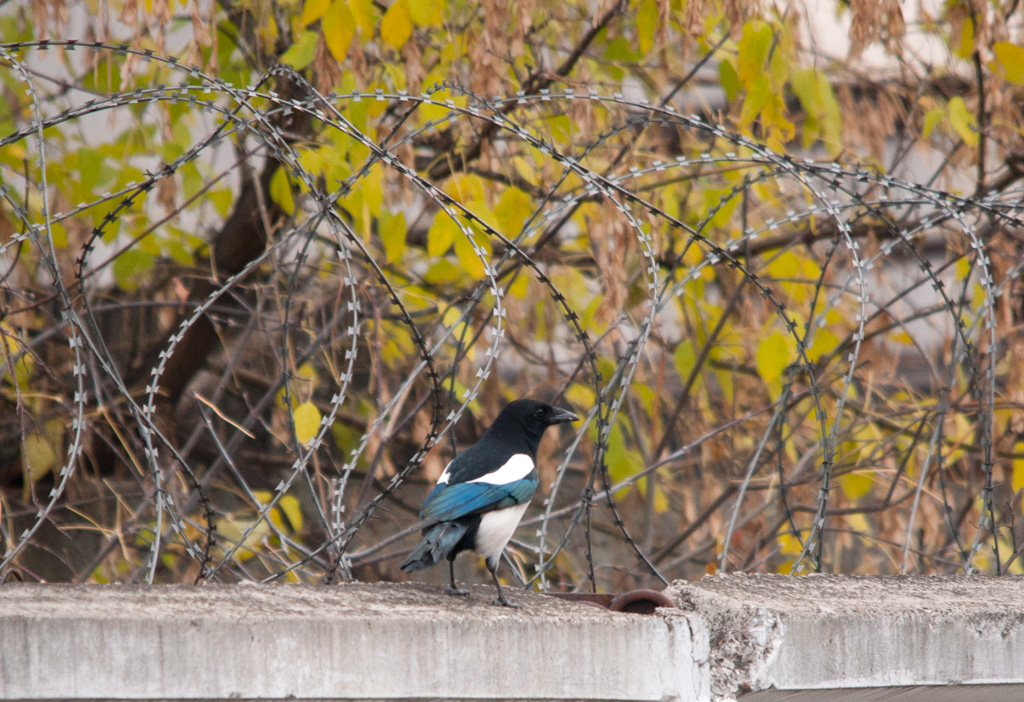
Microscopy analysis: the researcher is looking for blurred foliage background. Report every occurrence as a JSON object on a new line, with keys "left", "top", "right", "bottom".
{"left": 2, "top": 0, "right": 1024, "bottom": 590}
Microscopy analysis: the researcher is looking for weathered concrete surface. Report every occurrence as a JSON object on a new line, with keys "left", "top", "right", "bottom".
{"left": 668, "top": 574, "right": 1024, "bottom": 701}
{"left": 0, "top": 582, "right": 702, "bottom": 701}
{"left": 2, "top": 576, "right": 1023, "bottom": 701}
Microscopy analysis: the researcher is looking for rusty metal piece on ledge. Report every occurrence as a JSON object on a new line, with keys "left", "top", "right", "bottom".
{"left": 546, "top": 588, "right": 674, "bottom": 615}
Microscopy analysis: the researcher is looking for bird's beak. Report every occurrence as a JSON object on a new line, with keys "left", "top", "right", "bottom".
{"left": 548, "top": 407, "right": 580, "bottom": 425}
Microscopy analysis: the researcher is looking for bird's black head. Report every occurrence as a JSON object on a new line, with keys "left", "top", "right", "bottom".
{"left": 487, "top": 399, "right": 579, "bottom": 453}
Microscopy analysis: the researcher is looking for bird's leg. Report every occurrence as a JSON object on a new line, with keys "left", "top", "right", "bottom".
{"left": 489, "top": 563, "right": 519, "bottom": 608}
{"left": 445, "top": 557, "right": 469, "bottom": 596}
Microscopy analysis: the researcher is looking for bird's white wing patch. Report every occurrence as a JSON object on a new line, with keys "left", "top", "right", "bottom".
{"left": 467, "top": 453, "right": 534, "bottom": 485}
{"left": 437, "top": 460, "right": 453, "bottom": 485}
{"left": 475, "top": 502, "right": 530, "bottom": 569}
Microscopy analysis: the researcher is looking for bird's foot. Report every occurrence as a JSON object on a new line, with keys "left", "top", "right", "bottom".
{"left": 492, "top": 595, "right": 520, "bottom": 608}
{"left": 445, "top": 585, "right": 470, "bottom": 596}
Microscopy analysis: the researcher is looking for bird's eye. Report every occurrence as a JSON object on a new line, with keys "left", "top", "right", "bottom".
{"left": 535, "top": 407, "right": 546, "bottom": 418}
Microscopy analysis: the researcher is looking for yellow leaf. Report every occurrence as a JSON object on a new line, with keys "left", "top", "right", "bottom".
{"left": 955, "top": 256, "right": 972, "bottom": 281}
{"left": 838, "top": 471, "right": 873, "bottom": 500}
{"left": 269, "top": 166, "right": 295, "bottom": 215}
{"left": 23, "top": 432, "right": 58, "bottom": 484}
{"left": 494, "top": 187, "right": 531, "bottom": 237}
{"left": 955, "top": 18, "right": 975, "bottom": 59}
{"left": 1012, "top": 442, "right": 1024, "bottom": 495}
{"left": 507, "top": 274, "right": 528, "bottom": 299}
{"left": 992, "top": 42, "right": 1024, "bottom": 84}
{"left": 777, "top": 532, "right": 803, "bottom": 555}
{"left": 347, "top": 0, "right": 375, "bottom": 36}
{"left": 807, "top": 328, "right": 839, "bottom": 363}
{"left": 380, "top": 0, "right": 412, "bottom": 50}
{"left": 218, "top": 517, "right": 270, "bottom": 561}
{"left": 947, "top": 97, "right": 978, "bottom": 147}
{"left": 636, "top": 0, "right": 657, "bottom": 54}
{"left": 278, "top": 494, "right": 305, "bottom": 533}
{"left": 293, "top": 401, "right": 322, "bottom": 446}
{"left": 300, "top": 0, "right": 330, "bottom": 26}
{"left": 767, "top": 249, "right": 799, "bottom": 278}
{"left": 653, "top": 482, "right": 669, "bottom": 514}
{"left": 453, "top": 229, "right": 489, "bottom": 280}
{"left": 441, "top": 307, "right": 462, "bottom": 328}
{"left": 380, "top": 210, "right": 407, "bottom": 263}
{"left": 845, "top": 512, "right": 870, "bottom": 534}
{"left": 564, "top": 383, "right": 594, "bottom": 414}
{"left": 674, "top": 339, "right": 698, "bottom": 382}
{"left": 406, "top": 0, "right": 442, "bottom": 27}
{"left": 427, "top": 213, "right": 458, "bottom": 256}
{"left": 322, "top": 0, "right": 356, "bottom": 61}
{"left": 922, "top": 108, "right": 945, "bottom": 138}
{"left": 756, "top": 330, "right": 790, "bottom": 384}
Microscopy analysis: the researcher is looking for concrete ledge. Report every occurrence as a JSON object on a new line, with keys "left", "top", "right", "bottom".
{"left": 669, "top": 574, "right": 1024, "bottom": 701}
{"left": 0, "top": 576, "right": 1022, "bottom": 700}
{"left": 0, "top": 582, "right": 700, "bottom": 701}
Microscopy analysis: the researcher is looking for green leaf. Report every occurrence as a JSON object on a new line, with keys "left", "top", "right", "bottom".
{"left": 673, "top": 339, "right": 698, "bottom": 381}
{"left": 380, "top": 0, "right": 412, "bottom": 50}
{"left": 636, "top": 0, "right": 657, "bottom": 55}
{"left": 380, "top": 210, "right": 407, "bottom": 263}
{"left": 737, "top": 20, "right": 772, "bottom": 83}
{"left": 603, "top": 35, "right": 639, "bottom": 63}
{"left": 947, "top": 97, "right": 978, "bottom": 147}
{"left": 719, "top": 58, "right": 740, "bottom": 101}
{"left": 738, "top": 78, "right": 770, "bottom": 128}
{"left": 768, "top": 42, "right": 789, "bottom": 91}
{"left": 407, "top": 0, "right": 442, "bottom": 27}
{"left": 218, "top": 516, "right": 270, "bottom": 560}
{"left": 280, "top": 30, "right": 319, "bottom": 69}
{"left": 791, "top": 68, "right": 842, "bottom": 154}
{"left": 269, "top": 166, "right": 296, "bottom": 215}
{"left": 112, "top": 249, "right": 155, "bottom": 293}
{"left": 992, "top": 42, "right": 1024, "bottom": 85}
{"left": 755, "top": 330, "right": 790, "bottom": 384}
{"left": 424, "top": 258, "right": 464, "bottom": 285}
{"left": 293, "top": 401, "right": 322, "bottom": 446}
{"left": 323, "top": 0, "right": 356, "bottom": 61}
{"left": 605, "top": 422, "right": 643, "bottom": 496}
{"left": 545, "top": 114, "right": 571, "bottom": 142}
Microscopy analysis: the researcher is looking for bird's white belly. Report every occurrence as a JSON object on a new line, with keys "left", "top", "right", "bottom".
{"left": 475, "top": 502, "right": 529, "bottom": 569}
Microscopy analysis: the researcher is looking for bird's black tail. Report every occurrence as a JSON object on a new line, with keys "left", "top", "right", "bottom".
{"left": 400, "top": 522, "right": 469, "bottom": 573}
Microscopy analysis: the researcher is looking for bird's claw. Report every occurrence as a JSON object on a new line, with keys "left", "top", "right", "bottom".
{"left": 445, "top": 585, "right": 470, "bottom": 596}
{"left": 492, "top": 596, "right": 520, "bottom": 608}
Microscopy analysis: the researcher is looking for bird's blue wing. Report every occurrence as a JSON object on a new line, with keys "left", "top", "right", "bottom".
{"left": 419, "top": 478, "right": 537, "bottom": 523}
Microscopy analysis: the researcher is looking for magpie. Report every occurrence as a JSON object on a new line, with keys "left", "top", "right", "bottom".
{"left": 401, "top": 399, "right": 579, "bottom": 607}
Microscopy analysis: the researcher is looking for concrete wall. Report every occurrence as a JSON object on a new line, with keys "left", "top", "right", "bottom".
{"left": 0, "top": 575, "right": 1022, "bottom": 701}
